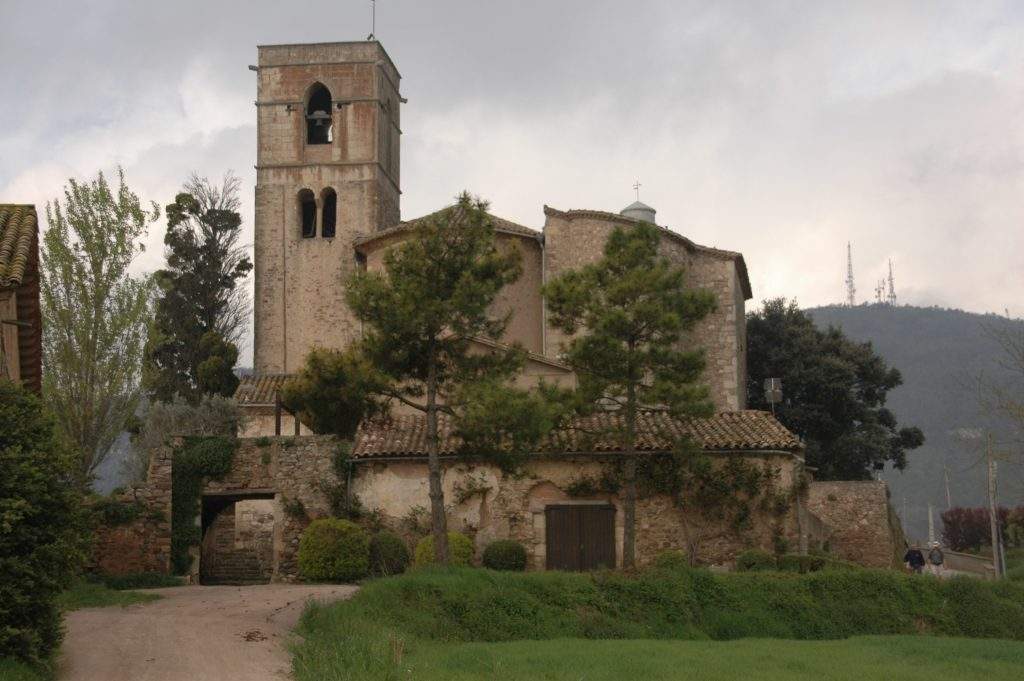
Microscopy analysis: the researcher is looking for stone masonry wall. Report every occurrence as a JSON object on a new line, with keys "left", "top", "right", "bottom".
{"left": 354, "top": 452, "right": 803, "bottom": 569}
{"left": 201, "top": 436, "right": 341, "bottom": 581}
{"left": 541, "top": 209, "right": 747, "bottom": 412}
{"left": 254, "top": 42, "right": 402, "bottom": 374}
{"left": 90, "top": 445, "right": 172, "bottom": 575}
{"left": 807, "top": 480, "right": 901, "bottom": 568}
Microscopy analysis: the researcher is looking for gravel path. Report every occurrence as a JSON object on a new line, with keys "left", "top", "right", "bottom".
{"left": 59, "top": 584, "right": 356, "bottom": 681}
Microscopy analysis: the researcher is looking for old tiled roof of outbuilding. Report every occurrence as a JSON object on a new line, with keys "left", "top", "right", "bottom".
{"left": 0, "top": 205, "right": 37, "bottom": 287}
{"left": 354, "top": 205, "right": 541, "bottom": 250}
{"left": 234, "top": 374, "right": 292, "bottom": 405}
{"left": 353, "top": 410, "right": 802, "bottom": 459}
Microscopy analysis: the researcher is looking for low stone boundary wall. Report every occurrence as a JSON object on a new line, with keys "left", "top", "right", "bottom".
{"left": 807, "top": 480, "right": 901, "bottom": 568}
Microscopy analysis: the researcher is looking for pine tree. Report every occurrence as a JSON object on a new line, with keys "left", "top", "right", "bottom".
{"left": 346, "top": 193, "right": 544, "bottom": 564}
{"left": 146, "top": 173, "right": 252, "bottom": 403}
{"left": 544, "top": 222, "right": 716, "bottom": 568}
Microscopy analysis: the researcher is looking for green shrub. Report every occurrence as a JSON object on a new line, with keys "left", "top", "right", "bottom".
{"left": 91, "top": 496, "right": 143, "bottom": 526}
{"left": 482, "top": 540, "right": 528, "bottom": 571}
{"left": 652, "top": 550, "right": 692, "bottom": 571}
{"left": 0, "top": 380, "right": 87, "bottom": 665}
{"left": 413, "top": 532, "right": 474, "bottom": 567}
{"left": 736, "top": 549, "right": 776, "bottom": 571}
{"left": 369, "top": 532, "right": 410, "bottom": 576}
{"left": 88, "top": 572, "right": 183, "bottom": 590}
{"left": 298, "top": 518, "right": 370, "bottom": 582}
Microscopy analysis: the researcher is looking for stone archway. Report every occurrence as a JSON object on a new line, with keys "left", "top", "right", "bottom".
{"left": 200, "top": 492, "right": 276, "bottom": 585}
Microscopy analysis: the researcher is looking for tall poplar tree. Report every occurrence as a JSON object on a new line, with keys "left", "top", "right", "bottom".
{"left": 40, "top": 168, "right": 157, "bottom": 480}
{"left": 145, "top": 173, "right": 252, "bottom": 403}
{"left": 544, "top": 222, "right": 716, "bottom": 568}
{"left": 346, "top": 193, "right": 538, "bottom": 564}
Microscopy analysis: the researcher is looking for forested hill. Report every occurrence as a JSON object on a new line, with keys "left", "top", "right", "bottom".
{"left": 805, "top": 304, "right": 1023, "bottom": 540}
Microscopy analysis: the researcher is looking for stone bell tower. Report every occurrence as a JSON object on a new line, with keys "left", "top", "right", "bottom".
{"left": 253, "top": 41, "right": 401, "bottom": 374}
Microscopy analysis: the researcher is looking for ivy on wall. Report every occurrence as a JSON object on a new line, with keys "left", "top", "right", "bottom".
{"left": 170, "top": 436, "right": 237, "bottom": 574}
{"left": 565, "top": 445, "right": 803, "bottom": 562}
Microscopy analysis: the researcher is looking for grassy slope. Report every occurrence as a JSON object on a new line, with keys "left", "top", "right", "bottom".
{"left": 292, "top": 565, "right": 1024, "bottom": 681}
{"left": 385, "top": 637, "right": 1024, "bottom": 681}
{"left": 0, "top": 659, "right": 48, "bottom": 681}
{"left": 55, "top": 580, "right": 161, "bottom": 611}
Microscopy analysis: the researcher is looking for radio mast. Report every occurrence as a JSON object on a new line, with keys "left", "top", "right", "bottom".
{"left": 845, "top": 242, "right": 856, "bottom": 306}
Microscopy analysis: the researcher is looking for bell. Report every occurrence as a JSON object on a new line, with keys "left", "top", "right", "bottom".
{"left": 308, "top": 110, "right": 331, "bottom": 127}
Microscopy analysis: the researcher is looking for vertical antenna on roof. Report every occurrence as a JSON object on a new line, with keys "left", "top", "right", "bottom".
{"left": 633, "top": 180, "right": 642, "bottom": 202}
{"left": 367, "top": 0, "right": 376, "bottom": 40}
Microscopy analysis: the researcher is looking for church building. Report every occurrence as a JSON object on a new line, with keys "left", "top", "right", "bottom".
{"left": 223, "top": 40, "right": 821, "bottom": 572}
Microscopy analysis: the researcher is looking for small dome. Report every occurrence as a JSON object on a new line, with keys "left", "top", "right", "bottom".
{"left": 620, "top": 200, "right": 656, "bottom": 224}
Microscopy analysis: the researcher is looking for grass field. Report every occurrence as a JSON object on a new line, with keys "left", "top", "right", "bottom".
{"left": 329, "top": 636, "right": 1024, "bottom": 681}
{"left": 292, "top": 563, "right": 1024, "bottom": 681}
{"left": 0, "top": 659, "right": 48, "bottom": 681}
{"left": 54, "top": 580, "right": 161, "bottom": 612}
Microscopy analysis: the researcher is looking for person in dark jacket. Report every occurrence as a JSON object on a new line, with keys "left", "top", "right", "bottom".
{"left": 904, "top": 544, "right": 926, "bottom": 574}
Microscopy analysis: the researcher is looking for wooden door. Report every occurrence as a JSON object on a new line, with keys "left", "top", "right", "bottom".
{"left": 545, "top": 504, "right": 616, "bottom": 571}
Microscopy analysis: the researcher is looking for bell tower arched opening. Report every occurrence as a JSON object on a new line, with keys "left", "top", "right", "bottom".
{"left": 306, "top": 83, "right": 333, "bottom": 145}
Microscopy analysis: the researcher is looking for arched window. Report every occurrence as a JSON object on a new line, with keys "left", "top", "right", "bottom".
{"left": 306, "top": 83, "right": 332, "bottom": 145}
{"left": 298, "top": 189, "right": 316, "bottom": 238}
{"left": 321, "top": 188, "right": 337, "bottom": 238}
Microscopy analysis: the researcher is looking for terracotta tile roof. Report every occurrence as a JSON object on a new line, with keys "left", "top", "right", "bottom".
{"left": 354, "top": 205, "right": 541, "bottom": 249}
{"left": 0, "top": 205, "right": 38, "bottom": 287}
{"left": 542, "top": 205, "right": 752, "bottom": 300}
{"left": 353, "top": 409, "right": 802, "bottom": 459}
{"left": 234, "top": 374, "right": 293, "bottom": 405}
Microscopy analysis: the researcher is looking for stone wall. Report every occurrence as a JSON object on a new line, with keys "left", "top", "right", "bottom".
{"left": 200, "top": 436, "right": 341, "bottom": 581}
{"left": 353, "top": 452, "right": 803, "bottom": 569}
{"left": 807, "top": 480, "right": 902, "bottom": 568}
{"left": 90, "top": 445, "right": 172, "bottom": 575}
{"left": 254, "top": 41, "right": 402, "bottom": 374}
{"left": 541, "top": 208, "right": 748, "bottom": 412}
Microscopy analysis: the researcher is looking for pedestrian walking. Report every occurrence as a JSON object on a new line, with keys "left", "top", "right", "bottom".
{"left": 904, "top": 543, "right": 925, "bottom": 574}
{"left": 927, "top": 542, "right": 945, "bottom": 577}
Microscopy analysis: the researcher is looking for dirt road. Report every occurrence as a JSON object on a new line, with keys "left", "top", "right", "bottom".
{"left": 60, "top": 584, "right": 355, "bottom": 681}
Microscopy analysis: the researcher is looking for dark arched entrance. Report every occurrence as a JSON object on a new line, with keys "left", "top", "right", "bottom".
{"left": 200, "top": 491, "right": 276, "bottom": 585}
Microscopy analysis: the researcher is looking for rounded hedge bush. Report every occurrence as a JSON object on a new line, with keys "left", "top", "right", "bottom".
{"left": 413, "top": 531, "right": 474, "bottom": 567}
{"left": 369, "top": 531, "right": 410, "bottom": 576}
{"left": 735, "top": 549, "right": 776, "bottom": 572}
{"left": 297, "top": 518, "right": 370, "bottom": 582}
{"left": 482, "top": 539, "right": 528, "bottom": 571}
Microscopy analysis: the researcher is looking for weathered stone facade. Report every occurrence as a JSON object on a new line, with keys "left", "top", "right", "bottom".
{"left": 806, "top": 480, "right": 904, "bottom": 569}
{"left": 248, "top": 40, "right": 751, "bottom": 412}
{"left": 354, "top": 453, "right": 803, "bottom": 569}
{"left": 253, "top": 41, "right": 402, "bottom": 374}
{"left": 90, "top": 446, "right": 172, "bottom": 575}
{"left": 197, "top": 436, "right": 341, "bottom": 581}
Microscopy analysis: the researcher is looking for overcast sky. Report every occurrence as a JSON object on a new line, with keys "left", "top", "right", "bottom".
{"left": 2, "top": 0, "right": 1022, "bottom": 364}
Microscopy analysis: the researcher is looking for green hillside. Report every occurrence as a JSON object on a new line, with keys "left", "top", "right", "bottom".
{"left": 805, "top": 304, "right": 1023, "bottom": 539}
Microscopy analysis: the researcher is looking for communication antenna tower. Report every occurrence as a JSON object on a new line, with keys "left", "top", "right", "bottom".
{"left": 367, "top": 0, "right": 376, "bottom": 40}
{"left": 886, "top": 259, "right": 897, "bottom": 305}
{"left": 875, "top": 278, "right": 886, "bottom": 304}
{"left": 845, "top": 242, "right": 856, "bottom": 306}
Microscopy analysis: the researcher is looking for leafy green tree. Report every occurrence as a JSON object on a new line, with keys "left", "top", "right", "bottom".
{"left": 146, "top": 173, "right": 252, "bottom": 403}
{"left": 345, "top": 193, "right": 550, "bottom": 564}
{"left": 41, "top": 167, "right": 156, "bottom": 479}
{"left": 544, "top": 222, "right": 717, "bottom": 568}
{"left": 746, "top": 298, "right": 924, "bottom": 479}
{"left": 0, "top": 379, "right": 87, "bottom": 664}
{"left": 281, "top": 347, "right": 386, "bottom": 439}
